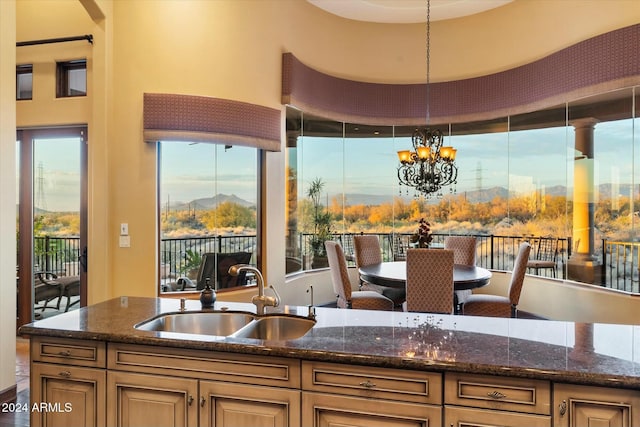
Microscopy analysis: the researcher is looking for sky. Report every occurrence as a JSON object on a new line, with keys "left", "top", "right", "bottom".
{"left": 15, "top": 117, "right": 638, "bottom": 213}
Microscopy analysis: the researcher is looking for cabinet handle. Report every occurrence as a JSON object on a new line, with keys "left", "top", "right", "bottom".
{"left": 200, "top": 396, "right": 206, "bottom": 407}
{"left": 559, "top": 399, "right": 567, "bottom": 416}
{"left": 359, "top": 380, "right": 376, "bottom": 389}
{"left": 487, "top": 390, "right": 506, "bottom": 400}
{"left": 188, "top": 395, "right": 194, "bottom": 406}
{"left": 58, "top": 371, "right": 71, "bottom": 378}
{"left": 58, "top": 350, "right": 71, "bottom": 357}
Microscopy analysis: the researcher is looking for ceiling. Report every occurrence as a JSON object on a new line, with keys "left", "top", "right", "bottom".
{"left": 306, "top": 0, "right": 513, "bottom": 23}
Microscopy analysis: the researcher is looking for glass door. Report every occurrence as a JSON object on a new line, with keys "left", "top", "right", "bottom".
{"left": 16, "top": 127, "right": 87, "bottom": 327}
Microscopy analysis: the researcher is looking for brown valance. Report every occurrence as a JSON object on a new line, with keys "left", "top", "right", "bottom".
{"left": 143, "top": 93, "right": 281, "bottom": 152}
{"left": 282, "top": 24, "right": 640, "bottom": 125}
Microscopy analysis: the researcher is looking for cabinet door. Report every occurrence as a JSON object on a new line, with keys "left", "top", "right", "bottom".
{"left": 445, "top": 405, "right": 550, "bottom": 427}
{"left": 302, "top": 391, "right": 441, "bottom": 427}
{"left": 199, "top": 380, "right": 300, "bottom": 427}
{"left": 107, "top": 371, "right": 198, "bottom": 427}
{"left": 554, "top": 383, "right": 640, "bottom": 427}
{"left": 31, "top": 362, "right": 106, "bottom": 427}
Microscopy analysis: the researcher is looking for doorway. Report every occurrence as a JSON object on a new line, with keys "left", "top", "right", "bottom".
{"left": 16, "top": 127, "right": 88, "bottom": 328}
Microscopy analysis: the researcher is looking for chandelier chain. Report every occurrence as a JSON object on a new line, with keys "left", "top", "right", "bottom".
{"left": 426, "top": 0, "right": 431, "bottom": 126}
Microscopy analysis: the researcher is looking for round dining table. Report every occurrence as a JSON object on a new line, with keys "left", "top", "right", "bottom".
{"left": 358, "top": 261, "right": 492, "bottom": 291}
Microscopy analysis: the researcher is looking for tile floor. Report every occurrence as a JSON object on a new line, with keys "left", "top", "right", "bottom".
{"left": 0, "top": 338, "right": 29, "bottom": 427}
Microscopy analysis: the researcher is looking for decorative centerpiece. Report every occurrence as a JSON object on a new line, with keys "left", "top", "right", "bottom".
{"left": 410, "top": 218, "right": 433, "bottom": 248}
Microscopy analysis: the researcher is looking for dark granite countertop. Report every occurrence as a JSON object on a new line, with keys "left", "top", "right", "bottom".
{"left": 18, "top": 296, "right": 640, "bottom": 389}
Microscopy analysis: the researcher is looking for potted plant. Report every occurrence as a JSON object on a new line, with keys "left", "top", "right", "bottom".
{"left": 410, "top": 218, "right": 433, "bottom": 248}
{"left": 306, "top": 178, "right": 332, "bottom": 269}
{"left": 180, "top": 249, "right": 202, "bottom": 279}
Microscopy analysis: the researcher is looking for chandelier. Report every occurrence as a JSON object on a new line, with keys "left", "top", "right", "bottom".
{"left": 397, "top": 0, "right": 457, "bottom": 198}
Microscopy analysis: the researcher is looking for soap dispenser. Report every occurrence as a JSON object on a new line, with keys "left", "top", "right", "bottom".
{"left": 200, "top": 278, "right": 216, "bottom": 308}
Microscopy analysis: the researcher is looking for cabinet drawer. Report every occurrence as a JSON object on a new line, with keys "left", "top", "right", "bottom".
{"left": 108, "top": 343, "right": 300, "bottom": 388}
{"left": 302, "top": 361, "right": 442, "bottom": 405}
{"left": 445, "top": 372, "right": 550, "bottom": 415}
{"left": 445, "top": 405, "right": 551, "bottom": 427}
{"left": 31, "top": 336, "right": 106, "bottom": 368}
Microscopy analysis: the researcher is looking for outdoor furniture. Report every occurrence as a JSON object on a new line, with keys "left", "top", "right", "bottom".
{"left": 462, "top": 242, "right": 531, "bottom": 318}
{"left": 527, "top": 237, "right": 559, "bottom": 277}
{"left": 177, "top": 252, "right": 253, "bottom": 290}
{"left": 354, "top": 235, "right": 406, "bottom": 306}
{"left": 325, "top": 241, "right": 394, "bottom": 311}
{"left": 35, "top": 271, "right": 80, "bottom": 312}
{"left": 404, "top": 249, "right": 454, "bottom": 314}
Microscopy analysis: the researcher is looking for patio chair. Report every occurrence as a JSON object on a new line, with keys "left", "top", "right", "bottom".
{"left": 35, "top": 271, "right": 80, "bottom": 312}
{"left": 354, "top": 235, "right": 406, "bottom": 306}
{"left": 178, "top": 252, "right": 253, "bottom": 290}
{"left": 527, "top": 237, "right": 559, "bottom": 277}
{"left": 462, "top": 242, "right": 531, "bottom": 318}
{"left": 404, "top": 249, "right": 454, "bottom": 314}
{"left": 325, "top": 241, "right": 394, "bottom": 311}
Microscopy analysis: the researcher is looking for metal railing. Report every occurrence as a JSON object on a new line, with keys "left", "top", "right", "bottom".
{"left": 34, "top": 236, "right": 81, "bottom": 276}
{"left": 28, "top": 233, "right": 640, "bottom": 294}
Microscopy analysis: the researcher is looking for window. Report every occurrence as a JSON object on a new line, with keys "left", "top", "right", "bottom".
{"left": 16, "top": 64, "right": 32, "bottom": 100}
{"left": 285, "top": 86, "right": 640, "bottom": 292}
{"left": 56, "top": 59, "right": 86, "bottom": 97}
{"left": 158, "top": 142, "right": 259, "bottom": 293}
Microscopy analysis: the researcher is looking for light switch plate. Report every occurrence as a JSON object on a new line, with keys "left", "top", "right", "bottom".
{"left": 120, "top": 223, "right": 129, "bottom": 235}
{"left": 119, "top": 235, "right": 131, "bottom": 248}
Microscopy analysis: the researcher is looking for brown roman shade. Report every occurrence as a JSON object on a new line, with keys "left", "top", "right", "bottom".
{"left": 282, "top": 24, "right": 640, "bottom": 125}
{"left": 143, "top": 93, "right": 281, "bottom": 152}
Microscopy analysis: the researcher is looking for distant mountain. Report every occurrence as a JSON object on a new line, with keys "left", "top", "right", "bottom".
{"left": 171, "top": 194, "right": 255, "bottom": 210}
{"left": 336, "top": 183, "right": 639, "bottom": 206}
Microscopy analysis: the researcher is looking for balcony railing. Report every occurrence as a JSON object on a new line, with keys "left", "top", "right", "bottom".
{"left": 27, "top": 234, "right": 640, "bottom": 294}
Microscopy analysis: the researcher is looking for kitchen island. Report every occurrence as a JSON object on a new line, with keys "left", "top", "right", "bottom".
{"left": 19, "top": 296, "right": 640, "bottom": 427}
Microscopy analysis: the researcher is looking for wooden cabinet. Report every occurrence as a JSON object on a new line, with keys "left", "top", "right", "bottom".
{"left": 29, "top": 336, "right": 640, "bottom": 427}
{"left": 107, "top": 371, "right": 198, "bottom": 427}
{"left": 107, "top": 343, "right": 301, "bottom": 427}
{"left": 301, "top": 361, "right": 442, "bottom": 427}
{"left": 30, "top": 337, "right": 106, "bottom": 427}
{"left": 553, "top": 383, "right": 640, "bottom": 427}
{"left": 200, "top": 380, "right": 300, "bottom": 427}
{"left": 444, "top": 372, "right": 551, "bottom": 427}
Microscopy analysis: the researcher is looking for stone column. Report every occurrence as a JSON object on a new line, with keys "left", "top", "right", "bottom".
{"left": 285, "top": 131, "right": 300, "bottom": 270}
{"left": 567, "top": 118, "right": 603, "bottom": 284}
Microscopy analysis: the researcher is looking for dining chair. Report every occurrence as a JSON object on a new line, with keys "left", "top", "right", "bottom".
{"left": 325, "top": 241, "right": 394, "bottom": 311}
{"left": 444, "top": 236, "right": 477, "bottom": 310}
{"left": 462, "top": 242, "right": 531, "bottom": 318}
{"left": 353, "top": 235, "right": 406, "bottom": 306}
{"left": 404, "top": 249, "right": 454, "bottom": 314}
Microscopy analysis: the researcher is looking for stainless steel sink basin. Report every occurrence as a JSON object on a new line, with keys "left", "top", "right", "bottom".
{"left": 230, "top": 314, "right": 316, "bottom": 340}
{"left": 135, "top": 311, "right": 256, "bottom": 336}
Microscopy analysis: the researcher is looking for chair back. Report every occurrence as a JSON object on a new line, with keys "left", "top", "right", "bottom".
{"left": 196, "top": 252, "right": 252, "bottom": 289}
{"left": 508, "top": 242, "right": 532, "bottom": 305}
{"left": 532, "top": 237, "right": 558, "bottom": 262}
{"left": 444, "top": 236, "right": 477, "bottom": 266}
{"left": 354, "top": 235, "right": 382, "bottom": 268}
{"left": 325, "top": 241, "right": 352, "bottom": 305}
{"left": 406, "top": 249, "right": 454, "bottom": 314}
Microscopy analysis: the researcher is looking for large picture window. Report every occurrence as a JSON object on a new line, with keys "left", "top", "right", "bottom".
{"left": 158, "top": 141, "right": 259, "bottom": 293}
{"left": 286, "top": 86, "right": 640, "bottom": 293}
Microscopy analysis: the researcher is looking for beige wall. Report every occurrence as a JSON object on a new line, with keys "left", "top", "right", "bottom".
{"left": 9, "top": 0, "right": 640, "bottom": 308}
{"left": 0, "top": 0, "right": 16, "bottom": 398}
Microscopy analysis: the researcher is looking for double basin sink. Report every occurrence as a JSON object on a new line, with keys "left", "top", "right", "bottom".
{"left": 135, "top": 310, "right": 316, "bottom": 341}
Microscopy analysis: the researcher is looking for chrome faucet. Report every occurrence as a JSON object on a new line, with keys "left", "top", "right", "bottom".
{"left": 306, "top": 285, "right": 316, "bottom": 319}
{"left": 228, "top": 264, "right": 280, "bottom": 315}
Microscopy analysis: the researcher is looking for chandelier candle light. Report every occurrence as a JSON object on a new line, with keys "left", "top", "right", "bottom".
{"left": 397, "top": 0, "right": 458, "bottom": 198}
